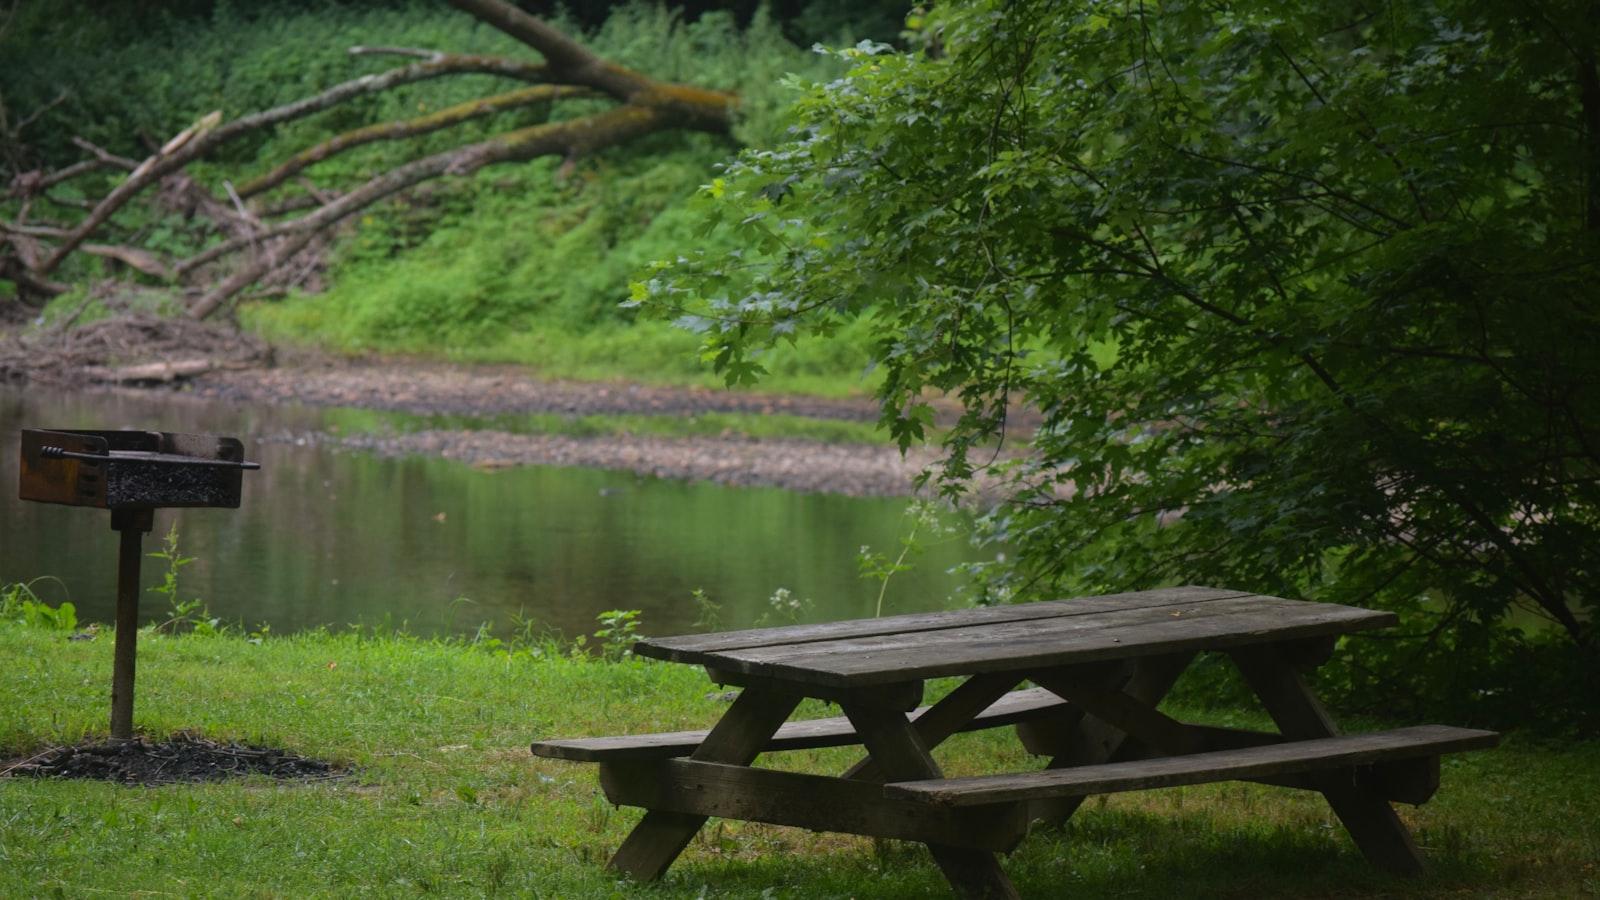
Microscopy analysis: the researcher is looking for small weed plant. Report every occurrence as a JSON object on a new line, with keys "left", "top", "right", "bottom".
{"left": 858, "top": 501, "right": 958, "bottom": 617}
{"left": 755, "top": 587, "right": 813, "bottom": 627}
{"left": 148, "top": 523, "right": 223, "bottom": 636}
{"left": 689, "top": 588, "right": 721, "bottom": 630}
{"left": 592, "top": 609, "right": 644, "bottom": 661}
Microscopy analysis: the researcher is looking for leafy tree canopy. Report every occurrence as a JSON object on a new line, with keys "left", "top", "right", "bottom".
{"left": 641, "top": 0, "right": 1600, "bottom": 715}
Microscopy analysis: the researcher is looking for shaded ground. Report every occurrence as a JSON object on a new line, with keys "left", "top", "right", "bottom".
{"left": 1, "top": 733, "right": 344, "bottom": 786}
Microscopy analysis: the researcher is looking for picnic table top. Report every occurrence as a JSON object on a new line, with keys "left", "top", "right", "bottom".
{"left": 634, "top": 586, "right": 1395, "bottom": 689}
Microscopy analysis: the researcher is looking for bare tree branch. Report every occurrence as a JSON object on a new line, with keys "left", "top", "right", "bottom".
{"left": 236, "top": 83, "right": 594, "bottom": 199}
{"left": 349, "top": 45, "right": 445, "bottom": 60}
{"left": 33, "top": 51, "right": 553, "bottom": 275}
{"left": 70, "top": 138, "right": 139, "bottom": 170}
{"left": 14, "top": 90, "right": 69, "bottom": 134}
{"left": 15, "top": 0, "right": 742, "bottom": 326}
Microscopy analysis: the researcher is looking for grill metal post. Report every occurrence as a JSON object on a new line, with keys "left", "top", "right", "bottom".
{"left": 19, "top": 429, "right": 257, "bottom": 743}
{"left": 110, "top": 508, "right": 154, "bottom": 741}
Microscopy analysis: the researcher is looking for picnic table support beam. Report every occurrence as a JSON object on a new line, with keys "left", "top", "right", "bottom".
{"left": 843, "top": 671, "right": 1024, "bottom": 783}
{"left": 607, "top": 685, "right": 800, "bottom": 881}
{"left": 1229, "top": 645, "right": 1427, "bottom": 875}
{"left": 1016, "top": 653, "right": 1194, "bottom": 828}
{"left": 843, "top": 685, "right": 1020, "bottom": 900}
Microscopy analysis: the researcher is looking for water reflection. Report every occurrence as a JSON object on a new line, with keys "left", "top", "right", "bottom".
{"left": 1, "top": 384, "right": 981, "bottom": 638}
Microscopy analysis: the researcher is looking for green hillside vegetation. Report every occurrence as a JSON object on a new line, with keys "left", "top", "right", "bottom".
{"left": 3, "top": 1, "right": 880, "bottom": 392}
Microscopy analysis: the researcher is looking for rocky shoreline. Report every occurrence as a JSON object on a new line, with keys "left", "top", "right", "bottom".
{"left": 172, "top": 356, "right": 963, "bottom": 498}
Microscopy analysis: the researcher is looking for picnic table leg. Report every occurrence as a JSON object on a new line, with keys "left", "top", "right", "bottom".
{"left": 842, "top": 671, "right": 1023, "bottom": 782}
{"left": 1024, "top": 653, "right": 1194, "bottom": 826}
{"left": 843, "top": 688, "right": 1020, "bottom": 900}
{"left": 1229, "top": 645, "right": 1426, "bottom": 876}
{"left": 608, "top": 685, "right": 801, "bottom": 881}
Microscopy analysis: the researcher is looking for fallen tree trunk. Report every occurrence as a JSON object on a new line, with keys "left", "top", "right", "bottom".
{"left": 81, "top": 357, "right": 232, "bottom": 383}
{"left": 29, "top": 50, "right": 554, "bottom": 276}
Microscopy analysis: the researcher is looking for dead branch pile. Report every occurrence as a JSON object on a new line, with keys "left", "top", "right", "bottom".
{"left": 0, "top": 311, "right": 269, "bottom": 386}
{"left": 1, "top": 0, "right": 736, "bottom": 322}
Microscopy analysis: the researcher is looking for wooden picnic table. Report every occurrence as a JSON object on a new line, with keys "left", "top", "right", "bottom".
{"left": 533, "top": 586, "right": 1497, "bottom": 898}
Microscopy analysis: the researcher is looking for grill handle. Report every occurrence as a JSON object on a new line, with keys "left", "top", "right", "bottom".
{"left": 40, "top": 446, "right": 262, "bottom": 470}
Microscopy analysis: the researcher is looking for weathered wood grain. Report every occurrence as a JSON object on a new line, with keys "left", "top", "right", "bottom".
{"left": 599, "top": 759, "right": 1030, "bottom": 851}
{"left": 651, "top": 594, "right": 1394, "bottom": 688}
{"left": 532, "top": 684, "right": 1061, "bottom": 762}
{"left": 842, "top": 696, "right": 1021, "bottom": 900}
{"left": 606, "top": 685, "right": 799, "bottom": 881}
{"left": 884, "top": 725, "right": 1498, "bottom": 807}
{"left": 1030, "top": 664, "right": 1207, "bottom": 756}
{"left": 703, "top": 667, "right": 926, "bottom": 709}
{"left": 844, "top": 672, "right": 1024, "bottom": 782}
{"left": 637, "top": 586, "right": 1251, "bottom": 659}
{"left": 1230, "top": 645, "right": 1434, "bottom": 875}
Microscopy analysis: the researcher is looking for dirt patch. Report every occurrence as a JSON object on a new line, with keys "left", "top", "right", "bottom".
{"left": 1, "top": 733, "right": 344, "bottom": 786}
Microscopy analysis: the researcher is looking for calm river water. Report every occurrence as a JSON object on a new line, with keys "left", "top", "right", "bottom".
{"left": 1, "top": 383, "right": 982, "bottom": 639}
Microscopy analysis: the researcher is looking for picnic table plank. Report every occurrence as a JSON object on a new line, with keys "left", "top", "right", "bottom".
{"left": 639, "top": 586, "right": 1250, "bottom": 657}
{"left": 531, "top": 684, "right": 1064, "bottom": 762}
{"left": 598, "top": 759, "right": 1031, "bottom": 851}
{"left": 538, "top": 586, "right": 1497, "bottom": 895}
{"left": 883, "top": 725, "right": 1499, "bottom": 806}
{"left": 655, "top": 594, "right": 1393, "bottom": 687}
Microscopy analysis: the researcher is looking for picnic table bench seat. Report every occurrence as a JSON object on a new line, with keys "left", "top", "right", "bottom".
{"left": 531, "top": 685, "right": 1070, "bottom": 761}
{"left": 885, "top": 724, "right": 1498, "bottom": 806}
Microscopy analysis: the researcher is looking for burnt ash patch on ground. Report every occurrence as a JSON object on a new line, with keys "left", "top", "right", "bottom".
{"left": 1, "top": 733, "right": 345, "bottom": 785}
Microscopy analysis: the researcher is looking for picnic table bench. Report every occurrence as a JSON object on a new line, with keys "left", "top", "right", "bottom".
{"left": 532, "top": 586, "right": 1497, "bottom": 898}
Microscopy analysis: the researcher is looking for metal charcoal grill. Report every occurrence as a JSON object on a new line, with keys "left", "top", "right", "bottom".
{"left": 18, "top": 429, "right": 260, "bottom": 740}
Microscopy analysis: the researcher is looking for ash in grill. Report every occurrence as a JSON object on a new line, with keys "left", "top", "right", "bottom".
{"left": 17, "top": 428, "right": 260, "bottom": 741}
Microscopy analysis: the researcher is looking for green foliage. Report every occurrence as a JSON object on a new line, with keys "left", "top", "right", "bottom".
{"left": 644, "top": 0, "right": 1600, "bottom": 721}
{"left": 857, "top": 500, "right": 954, "bottom": 617}
{"left": 1, "top": 577, "right": 76, "bottom": 632}
{"left": 754, "top": 586, "right": 813, "bottom": 626}
{"left": 591, "top": 608, "right": 644, "bottom": 661}
{"left": 689, "top": 587, "right": 722, "bottom": 631}
{"left": 4, "top": 1, "right": 867, "bottom": 372}
{"left": 148, "top": 523, "right": 224, "bottom": 636}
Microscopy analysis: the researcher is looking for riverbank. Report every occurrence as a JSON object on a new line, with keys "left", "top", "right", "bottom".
{"left": 3, "top": 314, "right": 1021, "bottom": 497}
{"left": 1, "top": 618, "right": 1595, "bottom": 897}
{"left": 179, "top": 356, "right": 950, "bottom": 497}
{"left": 159, "top": 351, "right": 990, "bottom": 498}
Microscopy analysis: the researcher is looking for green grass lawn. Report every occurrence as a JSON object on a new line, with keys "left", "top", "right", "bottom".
{"left": 1, "top": 620, "right": 1595, "bottom": 898}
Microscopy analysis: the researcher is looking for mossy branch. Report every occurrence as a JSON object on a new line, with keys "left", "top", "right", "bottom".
{"left": 235, "top": 84, "right": 594, "bottom": 200}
